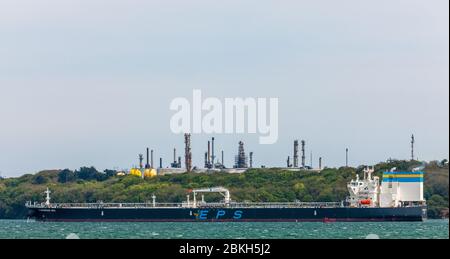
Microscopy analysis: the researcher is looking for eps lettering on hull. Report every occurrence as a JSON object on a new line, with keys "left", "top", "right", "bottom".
{"left": 196, "top": 210, "right": 243, "bottom": 220}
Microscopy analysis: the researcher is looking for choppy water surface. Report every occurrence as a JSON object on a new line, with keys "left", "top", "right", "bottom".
{"left": 0, "top": 219, "right": 447, "bottom": 239}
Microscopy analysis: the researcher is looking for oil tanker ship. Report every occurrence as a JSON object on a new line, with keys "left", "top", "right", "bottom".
{"left": 26, "top": 167, "right": 427, "bottom": 222}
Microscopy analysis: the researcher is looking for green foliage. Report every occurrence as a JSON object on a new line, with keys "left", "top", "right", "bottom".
{"left": 104, "top": 169, "right": 117, "bottom": 178}
{"left": 0, "top": 160, "right": 448, "bottom": 219}
{"left": 75, "top": 167, "right": 108, "bottom": 181}
{"left": 57, "top": 167, "right": 110, "bottom": 183}
{"left": 32, "top": 175, "right": 47, "bottom": 185}
{"left": 58, "top": 169, "right": 76, "bottom": 183}
{"left": 424, "top": 165, "right": 449, "bottom": 219}
{"left": 427, "top": 195, "right": 448, "bottom": 218}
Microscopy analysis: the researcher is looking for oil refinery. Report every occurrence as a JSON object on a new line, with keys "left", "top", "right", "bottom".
{"left": 118, "top": 134, "right": 418, "bottom": 177}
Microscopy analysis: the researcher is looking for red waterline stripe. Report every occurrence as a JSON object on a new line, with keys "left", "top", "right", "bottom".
{"left": 34, "top": 218, "right": 424, "bottom": 223}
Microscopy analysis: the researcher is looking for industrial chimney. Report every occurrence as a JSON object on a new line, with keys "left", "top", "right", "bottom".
{"left": 171, "top": 148, "right": 181, "bottom": 168}
{"left": 151, "top": 150, "right": 154, "bottom": 168}
{"left": 184, "top": 134, "right": 192, "bottom": 172}
{"left": 212, "top": 137, "right": 215, "bottom": 168}
{"left": 319, "top": 157, "right": 322, "bottom": 170}
{"left": 301, "top": 140, "right": 306, "bottom": 168}
{"left": 207, "top": 141, "right": 211, "bottom": 165}
{"left": 173, "top": 148, "right": 177, "bottom": 164}
{"left": 346, "top": 148, "right": 349, "bottom": 167}
{"left": 145, "top": 148, "right": 150, "bottom": 169}
{"left": 294, "top": 140, "right": 299, "bottom": 168}
{"left": 222, "top": 150, "right": 225, "bottom": 167}
{"left": 139, "top": 154, "right": 144, "bottom": 169}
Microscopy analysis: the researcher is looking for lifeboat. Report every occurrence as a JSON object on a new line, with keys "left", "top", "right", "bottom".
{"left": 359, "top": 199, "right": 372, "bottom": 205}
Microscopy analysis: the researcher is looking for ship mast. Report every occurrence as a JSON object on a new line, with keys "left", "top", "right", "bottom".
{"left": 45, "top": 188, "right": 51, "bottom": 206}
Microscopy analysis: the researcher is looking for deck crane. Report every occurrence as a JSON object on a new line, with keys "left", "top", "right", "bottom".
{"left": 190, "top": 187, "right": 231, "bottom": 207}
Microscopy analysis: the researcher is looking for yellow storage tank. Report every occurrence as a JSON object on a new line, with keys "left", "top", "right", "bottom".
{"left": 144, "top": 168, "right": 157, "bottom": 178}
{"left": 129, "top": 168, "right": 143, "bottom": 177}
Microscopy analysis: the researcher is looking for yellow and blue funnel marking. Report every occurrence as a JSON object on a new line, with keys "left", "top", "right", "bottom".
{"left": 382, "top": 172, "right": 424, "bottom": 182}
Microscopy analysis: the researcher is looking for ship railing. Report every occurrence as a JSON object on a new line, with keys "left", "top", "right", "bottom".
{"left": 26, "top": 201, "right": 343, "bottom": 209}
{"left": 25, "top": 201, "right": 426, "bottom": 209}
{"left": 26, "top": 202, "right": 186, "bottom": 209}
{"left": 224, "top": 202, "right": 343, "bottom": 209}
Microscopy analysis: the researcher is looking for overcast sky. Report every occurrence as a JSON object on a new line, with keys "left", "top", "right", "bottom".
{"left": 0, "top": 0, "right": 448, "bottom": 177}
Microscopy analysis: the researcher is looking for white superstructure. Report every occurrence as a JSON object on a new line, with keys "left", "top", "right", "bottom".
{"left": 379, "top": 168, "right": 425, "bottom": 207}
{"left": 347, "top": 167, "right": 380, "bottom": 207}
{"left": 347, "top": 166, "right": 425, "bottom": 208}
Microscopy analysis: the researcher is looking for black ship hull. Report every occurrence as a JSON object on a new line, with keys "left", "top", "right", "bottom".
{"left": 28, "top": 206, "right": 427, "bottom": 222}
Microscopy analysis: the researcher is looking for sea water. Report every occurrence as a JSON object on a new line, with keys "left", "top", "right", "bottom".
{"left": 0, "top": 219, "right": 447, "bottom": 239}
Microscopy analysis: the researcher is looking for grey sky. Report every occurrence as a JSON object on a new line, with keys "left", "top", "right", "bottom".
{"left": 0, "top": 0, "right": 448, "bottom": 177}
